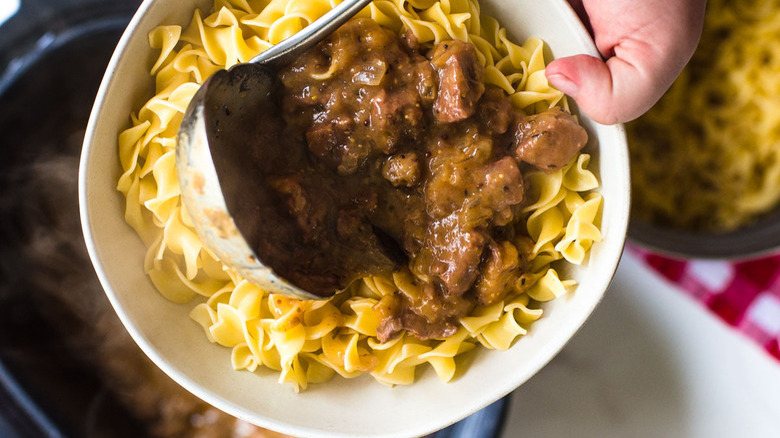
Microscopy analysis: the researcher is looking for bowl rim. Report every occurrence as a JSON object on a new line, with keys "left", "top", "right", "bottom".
{"left": 628, "top": 206, "right": 780, "bottom": 261}
{"left": 78, "top": 0, "right": 630, "bottom": 436}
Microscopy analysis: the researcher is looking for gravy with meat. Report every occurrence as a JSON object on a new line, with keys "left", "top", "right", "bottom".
{"left": 227, "top": 18, "right": 587, "bottom": 341}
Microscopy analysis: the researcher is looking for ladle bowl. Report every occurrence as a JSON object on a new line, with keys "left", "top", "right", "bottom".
{"left": 176, "top": 0, "right": 372, "bottom": 300}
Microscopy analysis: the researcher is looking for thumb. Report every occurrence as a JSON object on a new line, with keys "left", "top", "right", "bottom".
{"left": 546, "top": 53, "right": 655, "bottom": 125}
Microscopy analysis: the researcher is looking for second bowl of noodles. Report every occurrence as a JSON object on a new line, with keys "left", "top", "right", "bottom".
{"left": 627, "top": 0, "right": 780, "bottom": 260}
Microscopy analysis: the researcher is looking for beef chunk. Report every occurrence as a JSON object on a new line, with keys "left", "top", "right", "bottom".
{"left": 428, "top": 213, "right": 488, "bottom": 296}
{"left": 430, "top": 40, "right": 485, "bottom": 123}
{"left": 473, "top": 240, "right": 521, "bottom": 305}
{"left": 424, "top": 130, "right": 493, "bottom": 217}
{"left": 305, "top": 116, "right": 369, "bottom": 175}
{"left": 369, "top": 89, "right": 424, "bottom": 154}
{"left": 374, "top": 287, "right": 470, "bottom": 342}
{"left": 476, "top": 156, "right": 525, "bottom": 213}
{"left": 414, "top": 61, "right": 438, "bottom": 106}
{"left": 476, "top": 87, "right": 520, "bottom": 135}
{"left": 382, "top": 153, "right": 421, "bottom": 187}
{"left": 399, "top": 313, "right": 458, "bottom": 340}
{"left": 376, "top": 310, "right": 459, "bottom": 343}
{"left": 376, "top": 315, "right": 403, "bottom": 343}
{"left": 514, "top": 107, "right": 588, "bottom": 171}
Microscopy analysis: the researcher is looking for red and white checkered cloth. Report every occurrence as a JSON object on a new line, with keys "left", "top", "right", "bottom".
{"left": 631, "top": 246, "right": 780, "bottom": 361}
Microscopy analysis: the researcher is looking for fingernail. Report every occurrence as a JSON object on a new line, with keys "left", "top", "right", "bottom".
{"left": 547, "top": 73, "right": 579, "bottom": 97}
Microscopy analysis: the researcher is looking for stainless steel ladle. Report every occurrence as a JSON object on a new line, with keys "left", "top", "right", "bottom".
{"left": 176, "top": 0, "right": 373, "bottom": 300}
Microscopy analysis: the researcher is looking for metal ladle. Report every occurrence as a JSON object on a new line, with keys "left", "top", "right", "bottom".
{"left": 176, "top": 0, "right": 373, "bottom": 300}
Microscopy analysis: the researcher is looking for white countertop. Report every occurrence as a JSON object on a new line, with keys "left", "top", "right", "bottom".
{"left": 503, "top": 252, "right": 780, "bottom": 438}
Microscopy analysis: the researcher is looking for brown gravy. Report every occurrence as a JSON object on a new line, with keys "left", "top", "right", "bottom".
{"left": 238, "top": 18, "right": 587, "bottom": 341}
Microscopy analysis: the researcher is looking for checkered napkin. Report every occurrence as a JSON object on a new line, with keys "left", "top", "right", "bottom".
{"left": 630, "top": 246, "right": 780, "bottom": 361}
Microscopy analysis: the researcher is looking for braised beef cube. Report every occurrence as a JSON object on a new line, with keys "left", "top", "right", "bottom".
{"left": 429, "top": 214, "right": 488, "bottom": 296}
{"left": 414, "top": 62, "right": 438, "bottom": 106}
{"left": 514, "top": 107, "right": 588, "bottom": 171}
{"left": 425, "top": 165, "right": 470, "bottom": 218}
{"left": 473, "top": 240, "right": 521, "bottom": 305}
{"left": 374, "top": 293, "right": 402, "bottom": 342}
{"left": 425, "top": 133, "right": 493, "bottom": 218}
{"left": 306, "top": 119, "right": 371, "bottom": 175}
{"left": 382, "top": 153, "right": 420, "bottom": 187}
{"left": 400, "top": 313, "right": 459, "bottom": 340}
{"left": 477, "top": 87, "right": 521, "bottom": 135}
{"left": 476, "top": 156, "right": 525, "bottom": 212}
{"left": 376, "top": 283, "right": 471, "bottom": 342}
{"left": 376, "top": 316, "right": 404, "bottom": 343}
{"left": 376, "top": 312, "right": 458, "bottom": 342}
{"left": 430, "top": 39, "right": 485, "bottom": 123}
{"left": 369, "top": 89, "right": 423, "bottom": 153}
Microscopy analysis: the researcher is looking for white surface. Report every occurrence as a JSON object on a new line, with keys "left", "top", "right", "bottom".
{"left": 79, "top": 0, "right": 630, "bottom": 437}
{"left": 504, "top": 253, "right": 780, "bottom": 438}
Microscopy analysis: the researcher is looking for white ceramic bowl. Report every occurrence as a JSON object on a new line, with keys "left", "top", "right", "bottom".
{"left": 79, "top": 1, "right": 630, "bottom": 437}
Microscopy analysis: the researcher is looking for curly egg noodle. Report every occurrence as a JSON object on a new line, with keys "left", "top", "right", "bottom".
{"left": 117, "top": 0, "right": 603, "bottom": 391}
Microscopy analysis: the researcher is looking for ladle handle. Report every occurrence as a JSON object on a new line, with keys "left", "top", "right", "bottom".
{"left": 250, "top": 0, "right": 374, "bottom": 68}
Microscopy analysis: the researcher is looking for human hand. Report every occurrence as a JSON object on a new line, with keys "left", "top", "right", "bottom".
{"left": 546, "top": 0, "right": 706, "bottom": 124}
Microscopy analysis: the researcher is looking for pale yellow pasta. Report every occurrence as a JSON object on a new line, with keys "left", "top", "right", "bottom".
{"left": 628, "top": 0, "right": 780, "bottom": 231}
{"left": 117, "top": 0, "right": 602, "bottom": 391}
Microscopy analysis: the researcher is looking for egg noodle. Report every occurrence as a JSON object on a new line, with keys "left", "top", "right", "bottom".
{"left": 117, "top": 0, "right": 602, "bottom": 391}
{"left": 628, "top": 0, "right": 780, "bottom": 231}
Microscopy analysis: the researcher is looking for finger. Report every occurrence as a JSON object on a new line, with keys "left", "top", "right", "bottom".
{"left": 546, "top": 52, "right": 659, "bottom": 125}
